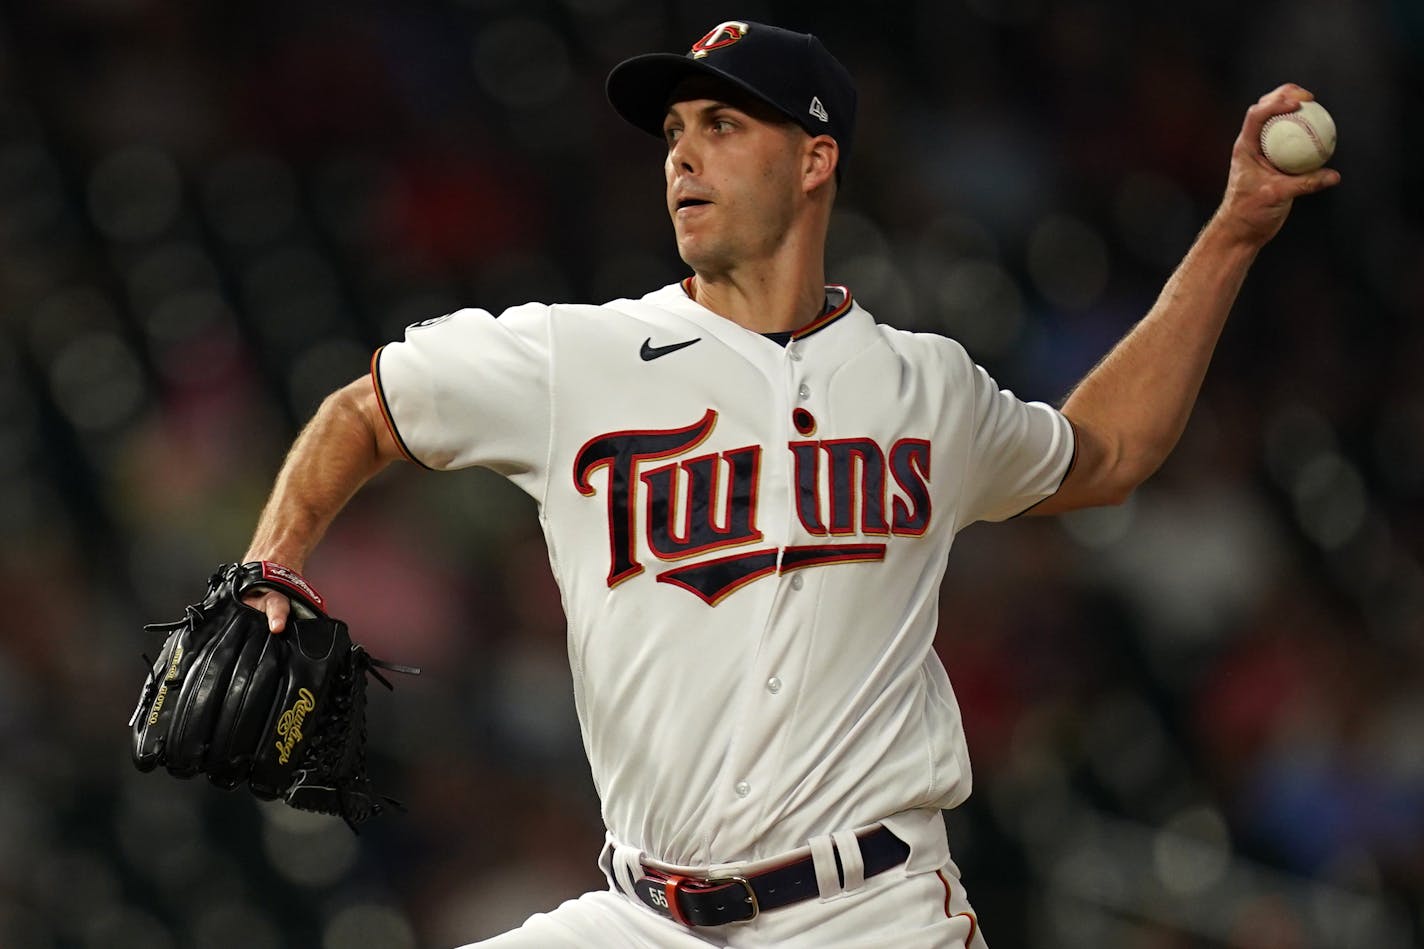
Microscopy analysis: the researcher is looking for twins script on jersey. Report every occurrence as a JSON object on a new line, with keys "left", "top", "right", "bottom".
{"left": 373, "top": 282, "right": 1073, "bottom": 868}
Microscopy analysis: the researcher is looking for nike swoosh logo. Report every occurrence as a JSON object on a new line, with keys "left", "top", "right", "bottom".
{"left": 640, "top": 337, "right": 701, "bottom": 361}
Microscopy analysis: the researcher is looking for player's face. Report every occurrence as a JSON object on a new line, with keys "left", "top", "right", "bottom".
{"left": 662, "top": 86, "right": 808, "bottom": 274}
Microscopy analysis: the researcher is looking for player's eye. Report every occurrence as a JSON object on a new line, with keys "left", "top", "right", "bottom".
{"left": 664, "top": 126, "right": 682, "bottom": 146}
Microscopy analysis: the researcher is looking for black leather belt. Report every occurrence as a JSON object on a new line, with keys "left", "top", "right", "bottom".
{"left": 622, "top": 826, "right": 909, "bottom": 927}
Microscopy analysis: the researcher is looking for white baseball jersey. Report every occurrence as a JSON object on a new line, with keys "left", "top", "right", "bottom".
{"left": 373, "top": 281, "right": 1073, "bottom": 868}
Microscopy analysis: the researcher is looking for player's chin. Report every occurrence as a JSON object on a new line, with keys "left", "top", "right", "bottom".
{"left": 674, "top": 232, "right": 717, "bottom": 268}
{"left": 677, "top": 244, "right": 734, "bottom": 276}
{"left": 671, "top": 215, "right": 708, "bottom": 242}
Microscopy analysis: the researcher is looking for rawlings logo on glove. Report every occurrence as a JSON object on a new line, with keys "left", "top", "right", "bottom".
{"left": 129, "top": 562, "right": 419, "bottom": 829}
{"left": 274, "top": 687, "right": 317, "bottom": 764}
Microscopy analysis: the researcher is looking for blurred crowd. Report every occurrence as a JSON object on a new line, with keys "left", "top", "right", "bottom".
{"left": 0, "top": 1, "right": 1421, "bottom": 947}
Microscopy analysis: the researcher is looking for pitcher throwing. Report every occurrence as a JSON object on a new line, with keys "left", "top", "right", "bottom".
{"left": 240, "top": 20, "right": 1338, "bottom": 948}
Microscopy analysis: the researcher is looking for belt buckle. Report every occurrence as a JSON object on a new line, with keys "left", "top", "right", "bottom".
{"left": 705, "top": 874, "right": 759, "bottom": 921}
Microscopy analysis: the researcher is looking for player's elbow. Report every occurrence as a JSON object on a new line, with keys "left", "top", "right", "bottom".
{"left": 326, "top": 377, "right": 371, "bottom": 416}
{"left": 319, "top": 378, "right": 406, "bottom": 465}
{"left": 1096, "top": 475, "right": 1139, "bottom": 509}
{"left": 1097, "top": 443, "right": 1165, "bottom": 506}
{"left": 1071, "top": 469, "right": 1139, "bottom": 512}
{"left": 318, "top": 380, "right": 371, "bottom": 435}
{"left": 1058, "top": 423, "right": 1156, "bottom": 511}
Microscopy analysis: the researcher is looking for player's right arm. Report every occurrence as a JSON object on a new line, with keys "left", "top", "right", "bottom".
{"left": 242, "top": 376, "right": 406, "bottom": 632}
{"left": 1028, "top": 83, "right": 1338, "bottom": 516}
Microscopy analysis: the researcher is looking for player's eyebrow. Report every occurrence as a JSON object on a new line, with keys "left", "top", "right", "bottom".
{"left": 665, "top": 96, "right": 795, "bottom": 139}
{"left": 664, "top": 99, "right": 744, "bottom": 125}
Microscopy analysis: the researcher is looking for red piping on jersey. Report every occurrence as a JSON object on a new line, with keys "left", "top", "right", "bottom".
{"left": 792, "top": 284, "right": 852, "bottom": 339}
{"left": 370, "top": 346, "right": 431, "bottom": 470}
{"left": 955, "top": 911, "right": 979, "bottom": 944}
{"left": 680, "top": 277, "right": 855, "bottom": 339}
{"left": 936, "top": 869, "right": 979, "bottom": 941}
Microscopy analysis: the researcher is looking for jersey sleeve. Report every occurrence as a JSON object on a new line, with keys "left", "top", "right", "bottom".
{"left": 372, "top": 303, "right": 552, "bottom": 495}
{"left": 956, "top": 362, "right": 1075, "bottom": 529}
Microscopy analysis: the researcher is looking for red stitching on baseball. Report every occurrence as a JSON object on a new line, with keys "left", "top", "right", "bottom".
{"left": 1263, "top": 112, "right": 1327, "bottom": 161}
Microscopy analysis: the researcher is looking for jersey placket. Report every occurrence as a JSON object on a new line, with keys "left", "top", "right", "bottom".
{"left": 718, "top": 335, "right": 827, "bottom": 845}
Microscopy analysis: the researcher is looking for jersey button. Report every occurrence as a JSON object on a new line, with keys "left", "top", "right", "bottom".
{"left": 790, "top": 573, "right": 804, "bottom": 591}
{"left": 735, "top": 781, "right": 751, "bottom": 798}
{"left": 797, "top": 383, "right": 810, "bottom": 401}
{"left": 788, "top": 348, "right": 803, "bottom": 362}
{"left": 766, "top": 676, "right": 782, "bottom": 694}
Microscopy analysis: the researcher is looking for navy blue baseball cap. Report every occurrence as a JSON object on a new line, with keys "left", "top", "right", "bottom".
{"left": 606, "top": 21, "right": 858, "bottom": 176}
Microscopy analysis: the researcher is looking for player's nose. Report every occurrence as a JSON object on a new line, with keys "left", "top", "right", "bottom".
{"left": 667, "top": 133, "right": 700, "bottom": 175}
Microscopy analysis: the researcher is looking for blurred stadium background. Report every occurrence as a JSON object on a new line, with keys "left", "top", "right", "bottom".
{"left": 0, "top": 0, "right": 1420, "bottom": 946}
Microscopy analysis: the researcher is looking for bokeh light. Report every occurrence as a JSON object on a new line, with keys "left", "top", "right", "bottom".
{"left": 1, "top": 3, "right": 1419, "bottom": 948}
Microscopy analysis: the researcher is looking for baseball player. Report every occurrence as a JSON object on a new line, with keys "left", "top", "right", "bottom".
{"left": 240, "top": 21, "right": 1338, "bottom": 949}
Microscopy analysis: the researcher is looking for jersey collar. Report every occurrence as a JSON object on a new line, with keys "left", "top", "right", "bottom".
{"left": 679, "top": 276, "right": 855, "bottom": 341}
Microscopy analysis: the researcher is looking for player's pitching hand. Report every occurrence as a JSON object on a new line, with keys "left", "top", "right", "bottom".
{"left": 1215, "top": 83, "right": 1340, "bottom": 246}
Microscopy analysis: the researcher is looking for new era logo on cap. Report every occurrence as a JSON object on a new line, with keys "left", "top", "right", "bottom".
{"left": 810, "top": 96, "right": 829, "bottom": 122}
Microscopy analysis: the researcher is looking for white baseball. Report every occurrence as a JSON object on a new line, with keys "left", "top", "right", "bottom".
{"left": 1260, "top": 100, "right": 1337, "bottom": 174}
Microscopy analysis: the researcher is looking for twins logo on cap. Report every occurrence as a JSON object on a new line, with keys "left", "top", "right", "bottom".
{"left": 690, "top": 21, "right": 749, "bottom": 59}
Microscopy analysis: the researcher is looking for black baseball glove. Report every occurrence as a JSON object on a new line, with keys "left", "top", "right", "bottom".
{"left": 130, "top": 562, "right": 418, "bottom": 829}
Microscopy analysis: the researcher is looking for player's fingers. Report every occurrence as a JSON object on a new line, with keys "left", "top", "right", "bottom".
{"left": 1255, "top": 82, "right": 1312, "bottom": 107}
{"left": 1290, "top": 166, "right": 1342, "bottom": 195}
{"left": 1241, "top": 85, "right": 1315, "bottom": 142}
{"left": 263, "top": 593, "right": 290, "bottom": 634}
{"left": 240, "top": 589, "right": 291, "bottom": 634}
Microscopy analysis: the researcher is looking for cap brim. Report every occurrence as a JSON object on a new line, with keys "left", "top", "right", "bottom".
{"left": 605, "top": 53, "right": 798, "bottom": 139}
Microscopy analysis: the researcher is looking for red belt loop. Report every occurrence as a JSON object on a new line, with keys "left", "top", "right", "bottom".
{"left": 663, "top": 873, "right": 693, "bottom": 927}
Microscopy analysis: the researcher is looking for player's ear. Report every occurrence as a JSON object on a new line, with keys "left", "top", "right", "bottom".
{"left": 802, "top": 135, "right": 838, "bottom": 194}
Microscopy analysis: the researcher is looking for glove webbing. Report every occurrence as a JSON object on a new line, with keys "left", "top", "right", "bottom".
{"left": 285, "top": 646, "right": 419, "bottom": 832}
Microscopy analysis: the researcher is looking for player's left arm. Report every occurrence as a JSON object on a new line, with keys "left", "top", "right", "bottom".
{"left": 1029, "top": 83, "right": 1339, "bottom": 517}
{"left": 241, "top": 376, "right": 407, "bottom": 630}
